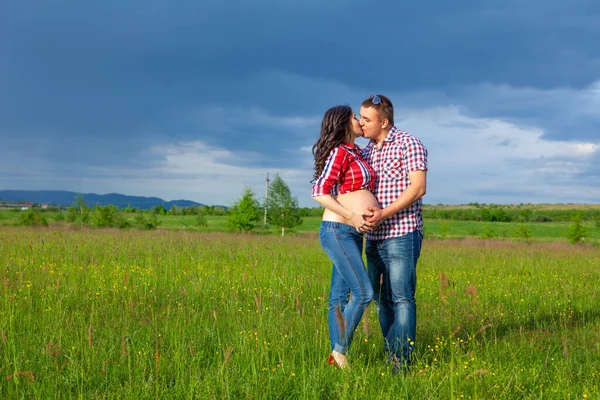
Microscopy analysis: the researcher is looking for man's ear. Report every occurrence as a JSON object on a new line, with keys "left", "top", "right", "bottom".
{"left": 381, "top": 118, "right": 389, "bottom": 129}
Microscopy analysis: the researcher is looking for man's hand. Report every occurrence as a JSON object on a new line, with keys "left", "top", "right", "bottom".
{"left": 364, "top": 206, "right": 386, "bottom": 226}
{"left": 354, "top": 208, "right": 377, "bottom": 233}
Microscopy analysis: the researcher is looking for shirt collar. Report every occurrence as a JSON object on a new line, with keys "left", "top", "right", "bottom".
{"left": 342, "top": 142, "right": 357, "bottom": 151}
{"left": 369, "top": 126, "right": 399, "bottom": 148}
{"left": 384, "top": 126, "right": 399, "bottom": 143}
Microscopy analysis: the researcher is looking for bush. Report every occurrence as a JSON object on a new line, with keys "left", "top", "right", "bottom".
{"left": 197, "top": 211, "right": 208, "bottom": 227}
{"left": 117, "top": 217, "right": 132, "bottom": 229}
{"left": 481, "top": 225, "right": 497, "bottom": 239}
{"left": 53, "top": 212, "right": 66, "bottom": 222}
{"left": 92, "top": 205, "right": 119, "bottom": 228}
{"left": 513, "top": 224, "right": 532, "bottom": 239}
{"left": 66, "top": 205, "right": 91, "bottom": 225}
{"left": 439, "top": 221, "right": 449, "bottom": 238}
{"left": 566, "top": 212, "right": 587, "bottom": 244}
{"left": 135, "top": 212, "right": 160, "bottom": 230}
{"left": 19, "top": 209, "right": 48, "bottom": 227}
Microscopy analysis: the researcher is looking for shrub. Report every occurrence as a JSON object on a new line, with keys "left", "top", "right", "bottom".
{"left": 53, "top": 212, "right": 65, "bottom": 222}
{"left": 19, "top": 209, "right": 48, "bottom": 227}
{"left": 566, "top": 212, "right": 587, "bottom": 244}
{"left": 135, "top": 212, "right": 160, "bottom": 230}
{"left": 117, "top": 217, "right": 132, "bottom": 229}
{"left": 92, "top": 205, "right": 119, "bottom": 228}
{"left": 197, "top": 211, "right": 208, "bottom": 227}
{"left": 439, "top": 221, "right": 449, "bottom": 238}
{"left": 481, "top": 225, "right": 497, "bottom": 239}
{"left": 513, "top": 224, "right": 532, "bottom": 239}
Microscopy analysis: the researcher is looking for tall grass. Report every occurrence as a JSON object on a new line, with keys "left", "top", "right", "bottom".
{"left": 1, "top": 228, "right": 599, "bottom": 398}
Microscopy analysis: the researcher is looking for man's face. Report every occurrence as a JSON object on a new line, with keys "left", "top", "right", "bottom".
{"left": 359, "top": 106, "right": 386, "bottom": 140}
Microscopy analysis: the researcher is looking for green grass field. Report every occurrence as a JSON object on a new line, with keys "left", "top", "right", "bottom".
{"left": 99, "top": 213, "right": 600, "bottom": 244}
{"left": 147, "top": 215, "right": 600, "bottom": 244}
{"left": 1, "top": 228, "right": 599, "bottom": 398}
{"left": 2, "top": 210, "right": 599, "bottom": 245}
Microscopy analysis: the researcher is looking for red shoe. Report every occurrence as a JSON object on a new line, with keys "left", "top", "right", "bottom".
{"left": 327, "top": 354, "right": 336, "bottom": 365}
{"left": 327, "top": 351, "right": 348, "bottom": 369}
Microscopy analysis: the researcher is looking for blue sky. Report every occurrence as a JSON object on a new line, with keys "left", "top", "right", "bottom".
{"left": 1, "top": 0, "right": 599, "bottom": 207}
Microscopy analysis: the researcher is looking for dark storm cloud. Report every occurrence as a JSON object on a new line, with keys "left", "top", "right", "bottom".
{"left": 1, "top": 0, "right": 598, "bottom": 204}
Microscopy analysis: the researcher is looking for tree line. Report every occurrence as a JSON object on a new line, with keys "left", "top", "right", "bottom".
{"left": 12, "top": 174, "right": 307, "bottom": 235}
{"left": 424, "top": 204, "right": 600, "bottom": 223}
{"left": 10, "top": 181, "right": 600, "bottom": 237}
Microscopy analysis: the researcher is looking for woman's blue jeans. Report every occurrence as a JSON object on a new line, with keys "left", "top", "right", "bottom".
{"left": 366, "top": 230, "right": 422, "bottom": 365}
{"left": 320, "top": 221, "right": 374, "bottom": 354}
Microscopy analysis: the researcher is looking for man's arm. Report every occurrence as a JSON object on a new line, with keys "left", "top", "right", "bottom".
{"left": 365, "top": 170, "right": 427, "bottom": 225}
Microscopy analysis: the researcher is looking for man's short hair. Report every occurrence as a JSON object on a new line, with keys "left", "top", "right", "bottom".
{"left": 361, "top": 94, "right": 394, "bottom": 126}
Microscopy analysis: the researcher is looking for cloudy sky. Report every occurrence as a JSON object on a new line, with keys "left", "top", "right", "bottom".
{"left": 1, "top": 0, "right": 599, "bottom": 207}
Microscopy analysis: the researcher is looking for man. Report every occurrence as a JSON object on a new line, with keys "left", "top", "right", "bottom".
{"left": 358, "top": 94, "right": 428, "bottom": 373}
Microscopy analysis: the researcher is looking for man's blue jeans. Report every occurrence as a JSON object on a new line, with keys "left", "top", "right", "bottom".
{"left": 320, "top": 221, "right": 374, "bottom": 354}
{"left": 366, "top": 230, "right": 423, "bottom": 364}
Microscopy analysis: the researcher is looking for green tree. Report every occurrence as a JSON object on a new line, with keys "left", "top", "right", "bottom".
{"left": 197, "top": 209, "right": 208, "bottom": 227}
{"left": 66, "top": 194, "right": 91, "bottom": 225}
{"left": 227, "top": 187, "right": 261, "bottom": 232}
{"left": 491, "top": 207, "right": 511, "bottom": 222}
{"left": 152, "top": 205, "right": 166, "bottom": 215}
{"left": 566, "top": 211, "right": 587, "bottom": 244}
{"left": 480, "top": 208, "right": 492, "bottom": 222}
{"left": 266, "top": 174, "right": 302, "bottom": 236}
{"left": 593, "top": 211, "right": 600, "bottom": 230}
{"left": 518, "top": 209, "right": 532, "bottom": 222}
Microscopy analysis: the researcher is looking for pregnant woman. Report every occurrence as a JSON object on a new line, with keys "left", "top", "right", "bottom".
{"left": 311, "top": 105, "right": 379, "bottom": 368}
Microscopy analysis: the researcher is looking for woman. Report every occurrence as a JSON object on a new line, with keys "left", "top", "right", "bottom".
{"left": 311, "top": 105, "right": 379, "bottom": 368}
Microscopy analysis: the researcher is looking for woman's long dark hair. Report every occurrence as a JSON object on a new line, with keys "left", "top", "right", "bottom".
{"left": 312, "top": 105, "right": 353, "bottom": 182}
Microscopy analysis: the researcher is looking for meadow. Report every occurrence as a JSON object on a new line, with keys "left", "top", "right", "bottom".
{"left": 1, "top": 227, "right": 599, "bottom": 398}
{"left": 54, "top": 212, "right": 599, "bottom": 244}
{"left": 0, "top": 205, "right": 600, "bottom": 245}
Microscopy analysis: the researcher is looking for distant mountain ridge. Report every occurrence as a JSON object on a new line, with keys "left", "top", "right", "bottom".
{"left": 0, "top": 190, "right": 207, "bottom": 210}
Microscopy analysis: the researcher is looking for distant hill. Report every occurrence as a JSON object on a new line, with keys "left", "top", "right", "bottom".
{"left": 0, "top": 190, "right": 207, "bottom": 210}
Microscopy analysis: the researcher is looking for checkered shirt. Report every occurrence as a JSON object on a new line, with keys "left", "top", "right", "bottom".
{"left": 360, "top": 127, "right": 428, "bottom": 240}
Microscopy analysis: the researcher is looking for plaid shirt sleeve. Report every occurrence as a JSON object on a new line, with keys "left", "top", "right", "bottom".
{"left": 404, "top": 136, "right": 428, "bottom": 173}
{"left": 311, "top": 147, "right": 349, "bottom": 197}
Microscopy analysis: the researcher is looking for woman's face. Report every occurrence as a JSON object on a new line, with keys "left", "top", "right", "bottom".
{"left": 349, "top": 112, "right": 363, "bottom": 139}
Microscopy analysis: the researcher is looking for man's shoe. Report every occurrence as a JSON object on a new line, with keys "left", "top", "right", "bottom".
{"left": 390, "top": 354, "right": 409, "bottom": 376}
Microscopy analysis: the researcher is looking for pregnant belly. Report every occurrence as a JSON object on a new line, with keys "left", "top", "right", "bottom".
{"left": 322, "top": 189, "right": 379, "bottom": 223}
{"left": 338, "top": 189, "right": 379, "bottom": 211}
